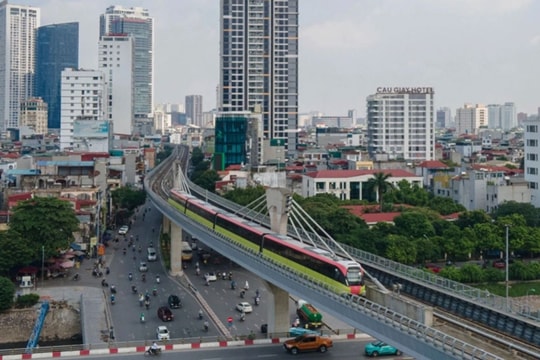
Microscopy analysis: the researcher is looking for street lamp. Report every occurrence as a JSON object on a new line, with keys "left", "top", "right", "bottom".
{"left": 504, "top": 225, "right": 509, "bottom": 311}
{"left": 527, "top": 289, "right": 536, "bottom": 313}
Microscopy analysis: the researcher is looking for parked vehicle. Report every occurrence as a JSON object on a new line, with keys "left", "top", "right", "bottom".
{"left": 296, "top": 299, "right": 322, "bottom": 328}
{"left": 364, "top": 341, "right": 401, "bottom": 357}
{"left": 283, "top": 334, "right": 333, "bottom": 355}
{"left": 157, "top": 306, "right": 174, "bottom": 322}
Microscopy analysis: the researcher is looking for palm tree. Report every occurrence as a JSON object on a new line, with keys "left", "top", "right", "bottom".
{"left": 367, "top": 172, "right": 394, "bottom": 211}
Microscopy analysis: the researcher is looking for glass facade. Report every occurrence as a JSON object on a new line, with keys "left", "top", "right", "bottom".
{"left": 35, "top": 22, "right": 79, "bottom": 129}
{"left": 215, "top": 114, "right": 248, "bottom": 170}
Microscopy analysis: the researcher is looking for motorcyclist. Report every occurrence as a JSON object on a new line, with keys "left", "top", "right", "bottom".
{"left": 123, "top": 248, "right": 126, "bottom": 255}
{"left": 140, "top": 313, "right": 145, "bottom": 323}
{"left": 152, "top": 287, "right": 157, "bottom": 296}
{"left": 110, "top": 294, "right": 115, "bottom": 304}
{"left": 128, "top": 272, "right": 133, "bottom": 281}
{"left": 149, "top": 342, "right": 160, "bottom": 354}
{"left": 131, "top": 285, "right": 137, "bottom": 293}
{"left": 203, "top": 320, "right": 209, "bottom": 331}
{"left": 156, "top": 275, "right": 160, "bottom": 284}
{"left": 240, "top": 311, "right": 245, "bottom": 321}
{"left": 198, "top": 309, "right": 203, "bottom": 320}
{"left": 142, "top": 273, "right": 146, "bottom": 282}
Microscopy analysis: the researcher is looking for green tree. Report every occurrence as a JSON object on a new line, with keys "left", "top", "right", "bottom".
{"left": 0, "top": 276, "right": 15, "bottom": 312}
{"left": 112, "top": 186, "right": 146, "bottom": 211}
{"left": 193, "top": 170, "right": 221, "bottom": 192}
{"left": 493, "top": 201, "right": 540, "bottom": 227}
{"left": 438, "top": 266, "right": 462, "bottom": 282}
{"left": 385, "top": 234, "right": 416, "bottom": 264}
{"left": 427, "top": 196, "right": 466, "bottom": 215}
{"left": 459, "top": 264, "right": 485, "bottom": 283}
{"left": 455, "top": 210, "right": 492, "bottom": 229}
{"left": 156, "top": 145, "right": 173, "bottom": 165}
{"left": 223, "top": 186, "right": 266, "bottom": 206}
{"left": 9, "top": 197, "right": 80, "bottom": 259}
{"left": 191, "top": 147, "right": 205, "bottom": 167}
{"left": 366, "top": 172, "right": 394, "bottom": 209}
{"left": 393, "top": 212, "right": 435, "bottom": 238}
{"left": 414, "top": 235, "right": 441, "bottom": 263}
{"left": 0, "top": 231, "right": 34, "bottom": 275}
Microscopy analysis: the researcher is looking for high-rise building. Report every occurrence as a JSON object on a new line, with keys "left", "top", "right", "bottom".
{"left": 98, "top": 35, "right": 134, "bottom": 135}
{"left": 219, "top": 0, "right": 298, "bottom": 158}
{"left": 487, "top": 104, "right": 501, "bottom": 129}
{"left": 100, "top": 6, "right": 153, "bottom": 121}
{"left": 367, "top": 87, "right": 435, "bottom": 161}
{"left": 60, "top": 68, "right": 110, "bottom": 151}
{"left": 35, "top": 22, "right": 79, "bottom": 130}
{"left": 186, "top": 95, "right": 203, "bottom": 127}
{"left": 524, "top": 120, "right": 540, "bottom": 207}
{"left": 455, "top": 104, "right": 488, "bottom": 135}
{"left": 436, "top": 107, "right": 452, "bottom": 129}
{"left": 20, "top": 97, "right": 47, "bottom": 135}
{"left": 501, "top": 102, "right": 516, "bottom": 130}
{"left": 0, "top": 2, "right": 40, "bottom": 130}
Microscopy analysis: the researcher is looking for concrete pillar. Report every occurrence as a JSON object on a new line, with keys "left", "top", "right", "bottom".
{"left": 170, "top": 222, "right": 183, "bottom": 276}
{"left": 162, "top": 216, "right": 170, "bottom": 235}
{"left": 266, "top": 188, "right": 291, "bottom": 235}
{"left": 267, "top": 283, "right": 290, "bottom": 334}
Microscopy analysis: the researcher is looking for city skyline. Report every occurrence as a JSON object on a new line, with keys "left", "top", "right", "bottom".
{"left": 17, "top": 0, "right": 540, "bottom": 117}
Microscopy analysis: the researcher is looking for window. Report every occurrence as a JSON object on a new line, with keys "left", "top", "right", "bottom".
{"left": 527, "top": 167, "right": 538, "bottom": 175}
{"left": 316, "top": 182, "right": 325, "bottom": 191}
{"left": 527, "top": 139, "right": 538, "bottom": 147}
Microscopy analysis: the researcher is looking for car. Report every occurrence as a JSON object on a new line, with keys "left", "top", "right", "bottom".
{"left": 118, "top": 225, "right": 129, "bottom": 235}
{"left": 204, "top": 272, "right": 217, "bottom": 282}
{"left": 493, "top": 260, "right": 506, "bottom": 269}
{"left": 157, "top": 306, "right": 174, "bottom": 322}
{"left": 283, "top": 334, "right": 333, "bottom": 355}
{"left": 425, "top": 263, "right": 441, "bottom": 273}
{"left": 236, "top": 302, "right": 253, "bottom": 313}
{"left": 364, "top": 341, "right": 402, "bottom": 357}
{"left": 147, "top": 247, "right": 157, "bottom": 261}
{"left": 156, "top": 326, "right": 170, "bottom": 340}
{"left": 139, "top": 261, "right": 148, "bottom": 272}
{"left": 168, "top": 294, "right": 182, "bottom": 309}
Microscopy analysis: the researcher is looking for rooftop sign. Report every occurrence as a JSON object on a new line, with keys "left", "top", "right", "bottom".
{"left": 376, "top": 87, "right": 434, "bottom": 94}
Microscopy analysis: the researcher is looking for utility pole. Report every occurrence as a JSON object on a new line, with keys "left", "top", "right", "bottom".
{"left": 505, "top": 224, "right": 509, "bottom": 311}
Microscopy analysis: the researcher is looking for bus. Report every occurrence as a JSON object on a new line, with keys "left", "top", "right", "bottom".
{"left": 181, "top": 241, "right": 193, "bottom": 262}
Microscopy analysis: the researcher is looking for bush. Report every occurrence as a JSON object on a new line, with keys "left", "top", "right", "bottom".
{"left": 459, "top": 264, "right": 485, "bottom": 283}
{"left": 15, "top": 293, "right": 40, "bottom": 308}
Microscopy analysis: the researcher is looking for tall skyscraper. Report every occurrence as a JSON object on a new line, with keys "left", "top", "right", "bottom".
{"left": 100, "top": 6, "right": 153, "bottom": 121}
{"left": 367, "top": 87, "right": 435, "bottom": 161}
{"left": 219, "top": 0, "right": 299, "bottom": 158}
{"left": 186, "top": 95, "right": 203, "bottom": 127}
{"left": 0, "top": 1, "right": 40, "bottom": 130}
{"left": 98, "top": 34, "right": 134, "bottom": 135}
{"left": 436, "top": 107, "right": 452, "bottom": 129}
{"left": 35, "top": 22, "right": 79, "bottom": 130}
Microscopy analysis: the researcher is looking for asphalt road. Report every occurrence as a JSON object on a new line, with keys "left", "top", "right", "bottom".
{"left": 106, "top": 201, "right": 271, "bottom": 342}
{"left": 55, "top": 340, "right": 408, "bottom": 360}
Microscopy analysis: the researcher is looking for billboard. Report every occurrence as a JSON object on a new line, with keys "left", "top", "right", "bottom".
{"left": 73, "top": 120, "right": 110, "bottom": 138}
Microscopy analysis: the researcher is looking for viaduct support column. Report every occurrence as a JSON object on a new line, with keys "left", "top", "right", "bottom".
{"left": 170, "top": 221, "right": 183, "bottom": 276}
{"left": 162, "top": 216, "right": 170, "bottom": 235}
{"left": 267, "top": 283, "right": 290, "bottom": 335}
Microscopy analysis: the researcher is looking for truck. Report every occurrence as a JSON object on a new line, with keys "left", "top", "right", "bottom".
{"left": 296, "top": 299, "right": 323, "bottom": 328}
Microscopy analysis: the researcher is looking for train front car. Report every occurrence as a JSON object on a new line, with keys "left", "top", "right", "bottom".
{"left": 343, "top": 261, "right": 366, "bottom": 296}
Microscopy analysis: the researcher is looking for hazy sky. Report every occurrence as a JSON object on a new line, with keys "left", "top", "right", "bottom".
{"left": 20, "top": 0, "right": 540, "bottom": 116}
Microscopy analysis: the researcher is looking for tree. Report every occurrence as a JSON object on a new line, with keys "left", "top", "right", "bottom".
{"left": 427, "top": 196, "right": 466, "bottom": 215}
{"left": 385, "top": 234, "right": 416, "bottom": 264}
{"left": 455, "top": 210, "right": 491, "bottom": 229}
{"left": 0, "top": 276, "right": 15, "bottom": 312}
{"left": 193, "top": 170, "right": 221, "bottom": 192}
{"left": 9, "top": 197, "right": 80, "bottom": 259}
{"left": 493, "top": 201, "right": 540, "bottom": 227}
{"left": 223, "top": 186, "right": 266, "bottom": 206}
{"left": 112, "top": 186, "right": 146, "bottom": 211}
{"left": 366, "top": 172, "right": 394, "bottom": 210}
{"left": 0, "top": 231, "right": 33, "bottom": 275}
{"left": 393, "top": 212, "right": 435, "bottom": 238}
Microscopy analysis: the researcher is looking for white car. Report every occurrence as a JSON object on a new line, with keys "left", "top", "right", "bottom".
{"left": 204, "top": 272, "right": 217, "bottom": 282}
{"left": 236, "top": 302, "right": 253, "bottom": 313}
{"left": 118, "top": 225, "right": 129, "bottom": 235}
{"left": 139, "top": 262, "right": 148, "bottom": 272}
{"left": 156, "top": 325, "right": 170, "bottom": 340}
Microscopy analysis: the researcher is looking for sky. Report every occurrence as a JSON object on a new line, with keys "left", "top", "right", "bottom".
{"left": 19, "top": 0, "right": 540, "bottom": 117}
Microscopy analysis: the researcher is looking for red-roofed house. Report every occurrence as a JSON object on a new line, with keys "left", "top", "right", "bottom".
{"left": 302, "top": 169, "right": 422, "bottom": 200}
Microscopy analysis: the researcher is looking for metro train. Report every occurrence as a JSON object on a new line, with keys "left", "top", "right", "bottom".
{"left": 169, "top": 189, "right": 366, "bottom": 296}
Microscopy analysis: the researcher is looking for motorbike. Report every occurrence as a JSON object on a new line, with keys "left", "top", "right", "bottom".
{"left": 140, "top": 314, "right": 145, "bottom": 323}
{"left": 110, "top": 295, "right": 115, "bottom": 305}
{"left": 145, "top": 348, "right": 161, "bottom": 356}
{"left": 131, "top": 285, "right": 138, "bottom": 294}
{"left": 142, "top": 274, "right": 146, "bottom": 282}
{"left": 110, "top": 285, "right": 116, "bottom": 294}
{"left": 255, "top": 296, "right": 260, "bottom": 306}
{"left": 101, "top": 279, "right": 108, "bottom": 287}
{"left": 128, "top": 273, "right": 133, "bottom": 281}
{"left": 240, "top": 290, "right": 245, "bottom": 299}
{"left": 72, "top": 273, "right": 79, "bottom": 281}
{"left": 123, "top": 248, "right": 126, "bottom": 255}
{"left": 231, "top": 281, "right": 236, "bottom": 290}
{"left": 156, "top": 275, "right": 160, "bottom": 284}
{"left": 203, "top": 321, "right": 209, "bottom": 332}
{"left": 152, "top": 288, "right": 157, "bottom": 296}
{"left": 145, "top": 300, "right": 150, "bottom": 310}
{"left": 240, "top": 313, "right": 245, "bottom": 322}
{"left": 198, "top": 311, "right": 203, "bottom": 320}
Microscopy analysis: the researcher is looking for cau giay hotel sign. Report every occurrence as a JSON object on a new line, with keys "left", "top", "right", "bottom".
{"left": 376, "top": 87, "right": 434, "bottom": 94}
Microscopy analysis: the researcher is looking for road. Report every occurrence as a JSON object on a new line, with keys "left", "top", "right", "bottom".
{"left": 106, "top": 201, "right": 272, "bottom": 342}
{"left": 55, "top": 340, "right": 408, "bottom": 360}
